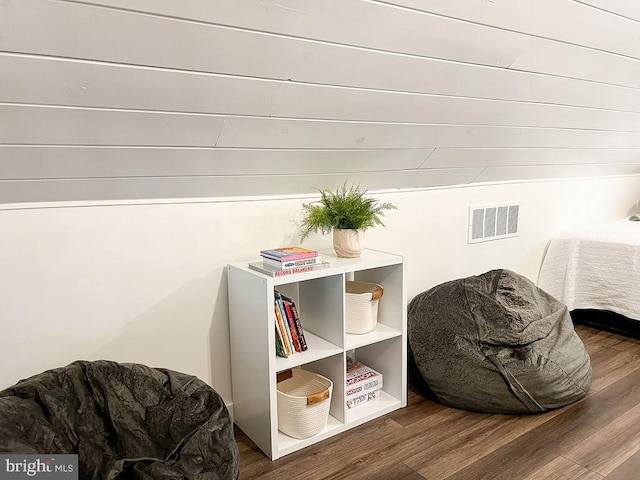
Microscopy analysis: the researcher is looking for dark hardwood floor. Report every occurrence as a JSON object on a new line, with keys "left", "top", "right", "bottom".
{"left": 236, "top": 325, "right": 640, "bottom": 479}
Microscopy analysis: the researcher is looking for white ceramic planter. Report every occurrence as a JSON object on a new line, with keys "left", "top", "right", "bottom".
{"left": 333, "top": 229, "right": 364, "bottom": 258}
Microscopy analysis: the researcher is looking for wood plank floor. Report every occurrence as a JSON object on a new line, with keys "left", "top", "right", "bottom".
{"left": 236, "top": 325, "right": 640, "bottom": 479}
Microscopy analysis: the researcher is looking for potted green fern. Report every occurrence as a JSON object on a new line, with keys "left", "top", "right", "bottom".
{"left": 299, "top": 184, "right": 397, "bottom": 257}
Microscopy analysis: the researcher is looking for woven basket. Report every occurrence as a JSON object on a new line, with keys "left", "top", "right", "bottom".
{"left": 277, "top": 369, "right": 333, "bottom": 439}
{"left": 346, "top": 281, "right": 384, "bottom": 334}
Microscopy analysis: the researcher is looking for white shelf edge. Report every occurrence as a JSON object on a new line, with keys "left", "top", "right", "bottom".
{"left": 345, "top": 323, "right": 402, "bottom": 350}
{"left": 344, "top": 390, "right": 403, "bottom": 425}
{"left": 274, "top": 392, "right": 404, "bottom": 459}
{"left": 276, "top": 414, "right": 344, "bottom": 458}
{"left": 229, "top": 249, "right": 403, "bottom": 286}
{"left": 274, "top": 331, "right": 343, "bottom": 371}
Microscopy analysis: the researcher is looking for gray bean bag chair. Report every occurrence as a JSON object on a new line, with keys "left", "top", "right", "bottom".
{"left": 0, "top": 360, "right": 239, "bottom": 479}
{"left": 408, "top": 269, "right": 592, "bottom": 414}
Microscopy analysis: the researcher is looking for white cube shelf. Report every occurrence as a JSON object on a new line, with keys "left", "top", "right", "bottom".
{"left": 227, "top": 249, "right": 407, "bottom": 460}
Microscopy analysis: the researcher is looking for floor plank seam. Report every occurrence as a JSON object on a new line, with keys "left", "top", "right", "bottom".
{"left": 401, "top": 461, "right": 426, "bottom": 479}
{"left": 558, "top": 455, "right": 604, "bottom": 478}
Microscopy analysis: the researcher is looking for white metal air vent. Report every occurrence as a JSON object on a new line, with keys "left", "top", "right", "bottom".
{"left": 468, "top": 203, "right": 520, "bottom": 244}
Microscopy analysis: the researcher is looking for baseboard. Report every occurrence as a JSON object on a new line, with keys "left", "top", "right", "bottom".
{"left": 571, "top": 309, "right": 640, "bottom": 340}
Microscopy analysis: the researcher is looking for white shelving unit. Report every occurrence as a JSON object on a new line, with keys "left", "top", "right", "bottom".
{"left": 227, "top": 249, "right": 407, "bottom": 460}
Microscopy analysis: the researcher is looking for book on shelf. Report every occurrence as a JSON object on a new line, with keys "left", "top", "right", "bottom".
{"left": 346, "top": 389, "right": 382, "bottom": 409}
{"left": 279, "top": 293, "right": 307, "bottom": 352}
{"left": 273, "top": 292, "right": 308, "bottom": 357}
{"left": 346, "top": 357, "right": 383, "bottom": 386}
{"left": 274, "top": 304, "right": 293, "bottom": 356}
{"left": 281, "top": 294, "right": 307, "bottom": 351}
{"left": 276, "top": 291, "right": 301, "bottom": 353}
{"left": 262, "top": 255, "right": 324, "bottom": 270}
{"left": 260, "top": 247, "right": 319, "bottom": 262}
{"left": 248, "top": 261, "right": 330, "bottom": 277}
{"left": 275, "top": 325, "right": 287, "bottom": 358}
{"left": 346, "top": 376, "right": 383, "bottom": 400}
{"left": 346, "top": 357, "right": 383, "bottom": 403}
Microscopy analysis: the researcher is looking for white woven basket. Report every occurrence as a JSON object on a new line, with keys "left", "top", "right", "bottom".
{"left": 277, "top": 369, "right": 333, "bottom": 439}
{"left": 345, "top": 281, "right": 384, "bottom": 334}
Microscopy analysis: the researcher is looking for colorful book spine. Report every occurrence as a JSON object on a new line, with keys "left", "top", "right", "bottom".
{"left": 275, "top": 325, "right": 287, "bottom": 358}
{"left": 260, "top": 247, "right": 319, "bottom": 262}
{"left": 275, "top": 292, "right": 298, "bottom": 353}
{"left": 248, "top": 261, "right": 330, "bottom": 277}
{"left": 283, "top": 299, "right": 302, "bottom": 353}
{"left": 274, "top": 304, "right": 292, "bottom": 356}
{"left": 262, "top": 256, "right": 323, "bottom": 270}
{"left": 346, "top": 357, "right": 383, "bottom": 404}
{"left": 276, "top": 292, "right": 301, "bottom": 353}
{"left": 345, "top": 375, "right": 383, "bottom": 398}
{"left": 346, "top": 389, "right": 381, "bottom": 409}
{"left": 281, "top": 294, "right": 307, "bottom": 351}
{"left": 346, "top": 369, "right": 381, "bottom": 385}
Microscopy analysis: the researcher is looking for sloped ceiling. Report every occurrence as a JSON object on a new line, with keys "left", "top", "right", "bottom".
{"left": 2, "top": 0, "right": 640, "bottom": 202}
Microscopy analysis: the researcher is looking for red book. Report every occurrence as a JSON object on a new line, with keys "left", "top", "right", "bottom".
{"left": 282, "top": 295, "right": 307, "bottom": 352}
{"left": 283, "top": 300, "right": 302, "bottom": 353}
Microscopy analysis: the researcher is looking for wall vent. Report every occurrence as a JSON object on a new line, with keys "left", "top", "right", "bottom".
{"left": 468, "top": 203, "right": 520, "bottom": 244}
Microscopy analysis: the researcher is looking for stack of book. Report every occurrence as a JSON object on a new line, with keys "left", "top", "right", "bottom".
{"left": 248, "top": 247, "right": 330, "bottom": 277}
{"left": 345, "top": 357, "right": 383, "bottom": 409}
{"left": 274, "top": 291, "right": 308, "bottom": 358}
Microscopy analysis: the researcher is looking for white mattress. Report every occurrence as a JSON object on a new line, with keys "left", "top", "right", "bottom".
{"left": 538, "top": 218, "right": 640, "bottom": 320}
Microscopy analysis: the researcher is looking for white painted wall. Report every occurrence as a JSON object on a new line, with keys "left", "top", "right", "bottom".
{"left": 2, "top": 176, "right": 639, "bottom": 403}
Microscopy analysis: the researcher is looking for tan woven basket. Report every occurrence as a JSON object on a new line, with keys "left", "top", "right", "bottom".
{"left": 346, "top": 281, "right": 384, "bottom": 334}
{"left": 277, "top": 369, "right": 333, "bottom": 439}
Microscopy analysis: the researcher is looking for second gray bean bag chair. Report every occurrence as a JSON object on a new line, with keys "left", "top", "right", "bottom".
{"left": 0, "top": 360, "right": 239, "bottom": 479}
{"left": 408, "top": 269, "right": 592, "bottom": 414}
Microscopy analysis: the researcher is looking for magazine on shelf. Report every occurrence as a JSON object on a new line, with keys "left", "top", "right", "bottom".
{"left": 248, "top": 261, "right": 330, "bottom": 277}
{"left": 346, "top": 357, "right": 383, "bottom": 401}
{"left": 346, "top": 389, "right": 382, "bottom": 409}
{"left": 259, "top": 247, "right": 319, "bottom": 262}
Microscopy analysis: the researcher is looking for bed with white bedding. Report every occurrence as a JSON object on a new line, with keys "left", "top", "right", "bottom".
{"left": 538, "top": 217, "right": 640, "bottom": 326}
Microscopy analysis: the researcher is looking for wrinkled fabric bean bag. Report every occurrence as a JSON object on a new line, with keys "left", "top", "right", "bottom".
{"left": 0, "top": 360, "right": 239, "bottom": 479}
{"left": 408, "top": 269, "right": 592, "bottom": 414}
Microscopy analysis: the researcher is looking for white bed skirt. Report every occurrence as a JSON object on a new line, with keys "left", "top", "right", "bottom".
{"left": 538, "top": 218, "right": 640, "bottom": 321}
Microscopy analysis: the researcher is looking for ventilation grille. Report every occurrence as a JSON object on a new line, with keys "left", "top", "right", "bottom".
{"left": 469, "top": 203, "right": 520, "bottom": 244}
